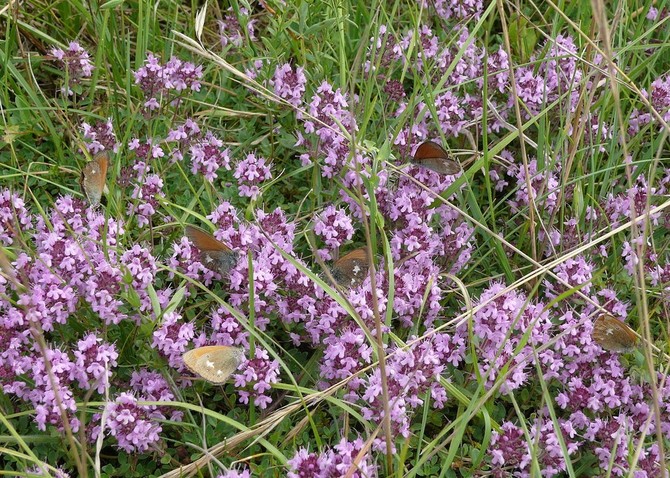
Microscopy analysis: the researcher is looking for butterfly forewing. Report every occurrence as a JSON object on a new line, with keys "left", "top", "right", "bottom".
{"left": 592, "top": 314, "right": 639, "bottom": 353}
{"left": 185, "top": 225, "right": 239, "bottom": 275}
{"left": 331, "top": 247, "right": 370, "bottom": 287}
{"left": 80, "top": 153, "right": 109, "bottom": 206}
{"left": 182, "top": 345, "right": 244, "bottom": 385}
{"left": 411, "top": 140, "right": 461, "bottom": 175}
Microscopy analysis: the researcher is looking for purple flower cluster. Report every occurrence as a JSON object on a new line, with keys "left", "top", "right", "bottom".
{"left": 126, "top": 162, "right": 166, "bottom": 228}
{"left": 313, "top": 205, "right": 355, "bottom": 259}
{"left": 167, "top": 118, "right": 201, "bottom": 161}
{"left": 647, "top": 6, "right": 670, "bottom": 21}
{"left": 0, "top": 189, "right": 32, "bottom": 244}
{"left": 13, "top": 195, "right": 128, "bottom": 329}
{"left": 189, "top": 131, "right": 232, "bottom": 182}
{"left": 233, "top": 153, "right": 273, "bottom": 200}
{"left": 350, "top": 333, "right": 464, "bottom": 447}
{"left": 82, "top": 118, "right": 119, "bottom": 154}
{"left": 99, "top": 392, "right": 162, "bottom": 453}
{"left": 133, "top": 53, "right": 203, "bottom": 111}
{"left": 297, "top": 81, "right": 359, "bottom": 178}
{"left": 25, "top": 466, "right": 71, "bottom": 478}
{"left": 470, "top": 283, "right": 553, "bottom": 392}
{"left": 7, "top": 347, "right": 81, "bottom": 432}
{"left": 271, "top": 64, "right": 307, "bottom": 107}
{"left": 479, "top": 275, "right": 670, "bottom": 476}
{"left": 432, "top": 0, "right": 484, "bottom": 20}
{"left": 545, "top": 254, "right": 595, "bottom": 300}
{"left": 287, "top": 437, "right": 377, "bottom": 478}
{"left": 216, "top": 469, "right": 251, "bottom": 478}
{"left": 631, "top": 73, "right": 670, "bottom": 135}
{"left": 0, "top": 190, "right": 182, "bottom": 452}
{"left": 506, "top": 159, "right": 560, "bottom": 214}
{"left": 489, "top": 421, "right": 529, "bottom": 474}
{"left": 153, "top": 311, "right": 195, "bottom": 368}
{"left": 218, "top": 7, "right": 256, "bottom": 48}
{"left": 50, "top": 41, "right": 94, "bottom": 95}
{"left": 124, "top": 54, "right": 274, "bottom": 193}
{"left": 0, "top": 244, "right": 120, "bottom": 431}
{"left": 128, "top": 137, "right": 165, "bottom": 162}
{"left": 202, "top": 305, "right": 248, "bottom": 347}
{"left": 603, "top": 175, "right": 664, "bottom": 229}
{"left": 130, "top": 369, "right": 183, "bottom": 421}
{"left": 71, "top": 333, "right": 119, "bottom": 393}
{"left": 234, "top": 348, "right": 279, "bottom": 409}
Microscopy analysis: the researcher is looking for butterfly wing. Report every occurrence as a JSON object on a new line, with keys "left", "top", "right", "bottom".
{"left": 331, "top": 247, "right": 370, "bottom": 287}
{"left": 411, "top": 140, "right": 461, "bottom": 175}
{"left": 80, "top": 153, "right": 109, "bottom": 206}
{"left": 592, "top": 315, "right": 639, "bottom": 353}
{"left": 185, "top": 225, "right": 239, "bottom": 275}
{"left": 183, "top": 346, "right": 244, "bottom": 385}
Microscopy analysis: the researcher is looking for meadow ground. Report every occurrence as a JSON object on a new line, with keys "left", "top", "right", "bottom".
{"left": 1, "top": 0, "right": 670, "bottom": 477}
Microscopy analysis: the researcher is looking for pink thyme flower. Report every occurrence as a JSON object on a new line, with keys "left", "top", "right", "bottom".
{"left": 82, "top": 118, "right": 119, "bottom": 154}
{"left": 233, "top": 347, "right": 279, "bottom": 409}
{"left": 313, "top": 205, "right": 355, "bottom": 255}
{"left": 233, "top": 153, "right": 273, "bottom": 200}
{"left": 70, "top": 333, "right": 118, "bottom": 393}
{"left": 507, "top": 159, "right": 560, "bottom": 214}
{"left": 126, "top": 164, "right": 166, "bottom": 228}
{"left": 50, "top": 41, "right": 94, "bottom": 95}
{"left": 545, "top": 255, "right": 595, "bottom": 300}
{"left": 152, "top": 311, "right": 195, "bottom": 369}
{"left": 215, "top": 469, "right": 252, "bottom": 478}
{"left": 470, "top": 282, "right": 552, "bottom": 393}
{"left": 189, "top": 131, "right": 232, "bottom": 182}
{"left": 130, "top": 369, "right": 183, "bottom": 421}
{"left": 0, "top": 189, "right": 32, "bottom": 246}
{"left": 271, "top": 63, "right": 307, "bottom": 107}
{"left": 25, "top": 466, "right": 71, "bottom": 478}
{"left": 287, "top": 437, "right": 377, "bottom": 478}
{"left": 167, "top": 118, "right": 201, "bottom": 161}
{"left": 133, "top": 52, "right": 203, "bottom": 111}
{"left": 433, "top": 0, "right": 484, "bottom": 20}
{"left": 300, "top": 81, "right": 357, "bottom": 178}
{"left": 127, "top": 137, "right": 165, "bottom": 161}
{"left": 102, "top": 392, "right": 162, "bottom": 453}
{"left": 218, "top": 7, "right": 256, "bottom": 48}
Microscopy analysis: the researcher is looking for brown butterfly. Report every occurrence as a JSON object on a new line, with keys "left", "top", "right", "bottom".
{"left": 182, "top": 345, "right": 244, "bottom": 384}
{"left": 592, "top": 314, "right": 639, "bottom": 353}
{"left": 80, "top": 153, "right": 109, "bottom": 206}
{"left": 330, "top": 247, "right": 370, "bottom": 287}
{"left": 185, "top": 225, "right": 239, "bottom": 275}
{"left": 411, "top": 140, "right": 461, "bottom": 175}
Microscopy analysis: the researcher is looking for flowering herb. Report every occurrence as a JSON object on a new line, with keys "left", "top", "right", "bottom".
{"left": 4, "top": 4, "right": 670, "bottom": 477}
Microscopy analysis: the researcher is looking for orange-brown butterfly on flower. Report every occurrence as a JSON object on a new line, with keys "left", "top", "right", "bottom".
{"left": 185, "top": 225, "right": 239, "bottom": 275}
{"left": 182, "top": 345, "right": 244, "bottom": 384}
{"left": 330, "top": 247, "right": 370, "bottom": 287}
{"left": 411, "top": 140, "right": 461, "bottom": 175}
{"left": 592, "top": 314, "right": 639, "bottom": 353}
{"left": 80, "top": 153, "right": 109, "bottom": 206}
